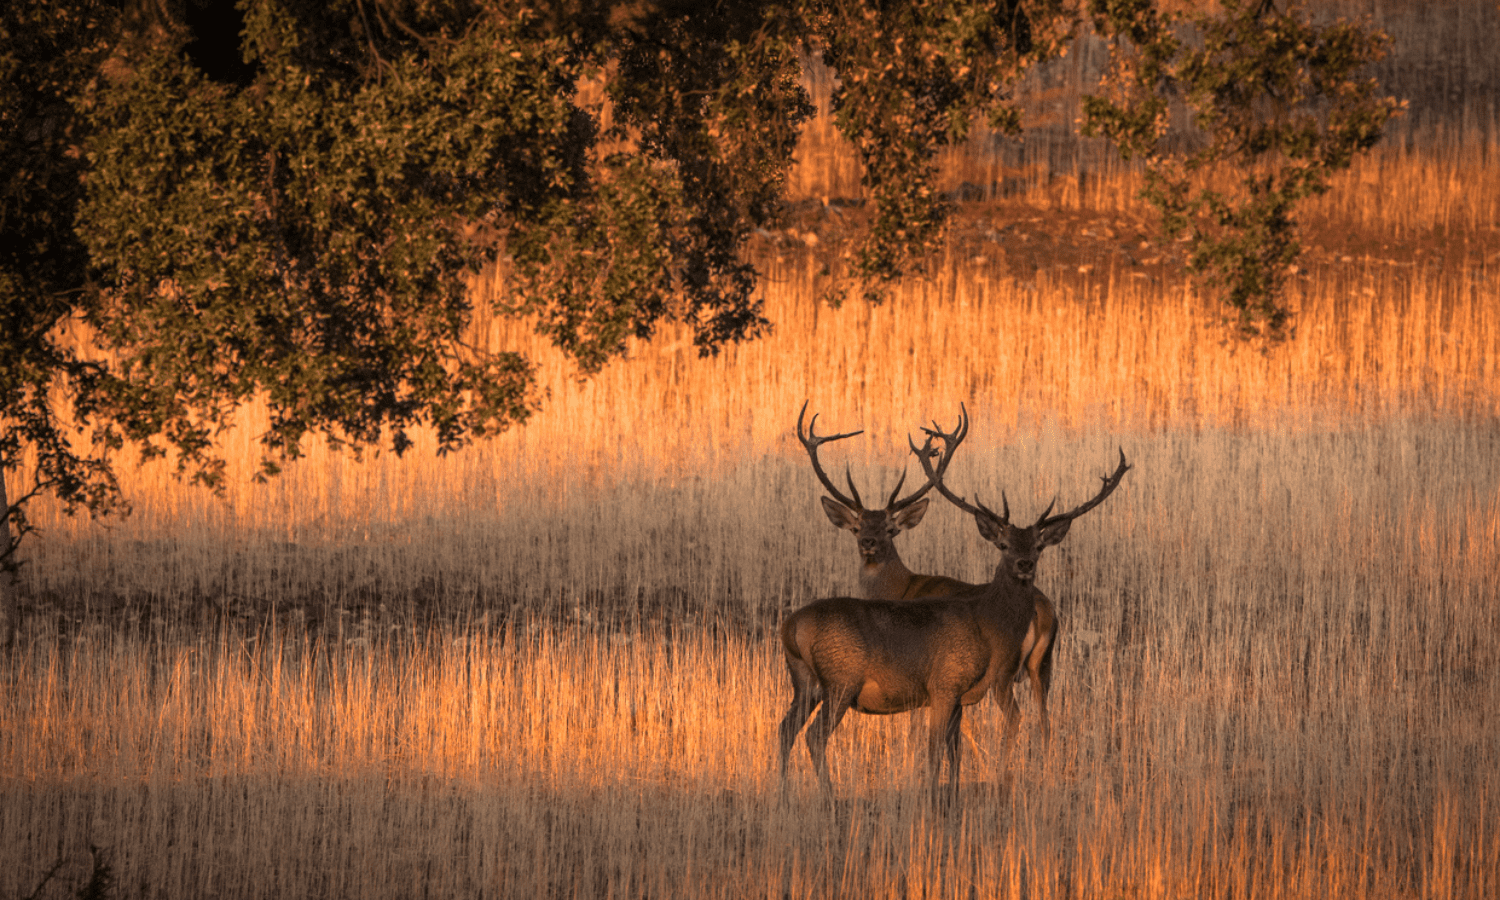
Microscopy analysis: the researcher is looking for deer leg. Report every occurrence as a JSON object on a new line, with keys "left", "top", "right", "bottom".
{"left": 993, "top": 684, "right": 1022, "bottom": 757}
{"left": 1028, "top": 606, "right": 1058, "bottom": 751}
{"left": 804, "top": 687, "right": 853, "bottom": 796}
{"left": 778, "top": 659, "right": 821, "bottom": 784}
{"left": 993, "top": 644, "right": 1026, "bottom": 774}
{"left": 930, "top": 699, "right": 964, "bottom": 806}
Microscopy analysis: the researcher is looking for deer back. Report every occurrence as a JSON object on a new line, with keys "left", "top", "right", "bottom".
{"left": 893, "top": 572, "right": 977, "bottom": 601}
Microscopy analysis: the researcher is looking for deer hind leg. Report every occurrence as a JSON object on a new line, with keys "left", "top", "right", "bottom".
{"left": 804, "top": 687, "right": 853, "bottom": 796}
{"left": 778, "top": 657, "right": 822, "bottom": 784}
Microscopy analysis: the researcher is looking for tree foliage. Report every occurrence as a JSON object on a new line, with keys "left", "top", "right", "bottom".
{"left": 2, "top": 0, "right": 128, "bottom": 565}
{"left": 801, "top": 0, "right": 1074, "bottom": 300}
{"left": 0, "top": 0, "right": 1397, "bottom": 632}
{"left": 1084, "top": 0, "right": 1399, "bottom": 339}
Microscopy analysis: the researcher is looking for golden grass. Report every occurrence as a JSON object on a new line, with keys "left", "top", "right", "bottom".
{"left": 6, "top": 130, "right": 1497, "bottom": 900}
{"left": 4, "top": 4, "right": 1500, "bottom": 895}
{"left": 4, "top": 428, "right": 1498, "bottom": 897}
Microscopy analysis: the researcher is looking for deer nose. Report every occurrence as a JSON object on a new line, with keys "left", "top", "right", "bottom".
{"left": 1016, "top": 559, "right": 1035, "bottom": 574}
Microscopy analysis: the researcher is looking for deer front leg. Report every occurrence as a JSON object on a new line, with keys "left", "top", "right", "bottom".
{"left": 929, "top": 696, "right": 964, "bottom": 806}
{"left": 992, "top": 682, "right": 1022, "bottom": 764}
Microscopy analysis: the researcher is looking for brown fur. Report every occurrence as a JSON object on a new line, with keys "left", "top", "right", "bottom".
{"left": 777, "top": 568, "right": 1041, "bottom": 802}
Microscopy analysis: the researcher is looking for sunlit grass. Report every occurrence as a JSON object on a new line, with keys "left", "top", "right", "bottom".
{"left": 21, "top": 246, "right": 1494, "bottom": 554}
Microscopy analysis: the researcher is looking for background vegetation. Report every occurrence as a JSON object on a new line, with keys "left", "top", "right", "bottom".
{"left": 2, "top": 0, "right": 1498, "bottom": 897}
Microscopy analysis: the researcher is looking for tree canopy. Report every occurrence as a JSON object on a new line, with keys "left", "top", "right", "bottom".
{"left": 0, "top": 0, "right": 1397, "bottom": 641}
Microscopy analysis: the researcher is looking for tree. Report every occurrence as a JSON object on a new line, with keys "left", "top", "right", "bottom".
{"left": 3, "top": 1, "right": 132, "bottom": 645}
{"left": 1, "top": 0, "right": 1395, "bottom": 645}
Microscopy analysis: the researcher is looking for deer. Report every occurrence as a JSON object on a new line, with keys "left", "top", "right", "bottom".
{"left": 778, "top": 428, "right": 1129, "bottom": 803}
{"left": 795, "top": 400, "right": 966, "bottom": 601}
{"left": 797, "top": 402, "right": 1061, "bottom": 745}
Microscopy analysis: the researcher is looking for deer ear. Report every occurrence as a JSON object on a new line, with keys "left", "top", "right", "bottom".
{"left": 1037, "top": 518, "right": 1073, "bottom": 548}
{"left": 974, "top": 512, "right": 1003, "bottom": 543}
{"left": 820, "top": 496, "right": 862, "bottom": 532}
{"left": 890, "top": 496, "right": 929, "bottom": 532}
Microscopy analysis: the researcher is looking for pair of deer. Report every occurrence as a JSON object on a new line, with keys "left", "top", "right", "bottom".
{"left": 779, "top": 402, "right": 1130, "bottom": 802}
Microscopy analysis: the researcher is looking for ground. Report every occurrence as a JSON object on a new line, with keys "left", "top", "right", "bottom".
{"left": 756, "top": 193, "right": 1500, "bottom": 294}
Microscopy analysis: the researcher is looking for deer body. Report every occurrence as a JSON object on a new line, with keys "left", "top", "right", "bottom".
{"left": 778, "top": 578, "right": 1037, "bottom": 801}
{"left": 781, "top": 593, "right": 1032, "bottom": 713}
{"left": 799, "top": 403, "right": 1060, "bottom": 742}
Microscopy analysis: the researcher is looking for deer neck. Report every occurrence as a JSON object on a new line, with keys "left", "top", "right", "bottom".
{"left": 962, "top": 576, "right": 1040, "bottom": 643}
{"left": 990, "top": 562, "right": 1039, "bottom": 591}
{"left": 857, "top": 555, "right": 918, "bottom": 601}
{"left": 978, "top": 566, "right": 1045, "bottom": 617}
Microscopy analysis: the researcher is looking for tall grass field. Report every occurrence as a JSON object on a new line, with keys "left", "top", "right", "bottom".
{"left": 3, "top": 3, "right": 1499, "bottom": 896}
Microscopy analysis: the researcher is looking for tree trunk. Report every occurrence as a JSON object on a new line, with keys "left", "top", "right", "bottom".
{"left": 0, "top": 462, "right": 17, "bottom": 650}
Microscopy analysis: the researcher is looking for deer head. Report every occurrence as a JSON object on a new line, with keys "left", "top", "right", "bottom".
{"left": 797, "top": 402, "right": 968, "bottom": 565}
{"left": 913, "top": 423, "right": 1129, "bottom": 586}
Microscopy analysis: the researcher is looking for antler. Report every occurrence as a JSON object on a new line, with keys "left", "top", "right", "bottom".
{"left": 800, "top": 401, "right": 969, "bottom": 513}
{"left": 1036, "top": 448, "right": 1131, "bottom": 529}
{"left": 889, "top": 403, "right": 969, "bottom": 512}
{"left": 796, "top": 401, "right": 865, "bottom": 510}
{"left": 919, "top": 437, "right": 1130, "bottom": 529}
{"left": 909, "top": 404, "right": 985, "bottom": 516}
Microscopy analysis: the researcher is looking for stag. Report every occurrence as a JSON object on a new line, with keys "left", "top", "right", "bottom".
{"left": 797, "top": 403, "right": 1061, "bottom": 745}
{"left": 778, "top": 434, "right": 1129, "bottom": 802}
{"left": 920, "top": 433, "right": 1131, "bottom": 739}
{"left": 795, "top": 401, "right": 967, "bottom": 600}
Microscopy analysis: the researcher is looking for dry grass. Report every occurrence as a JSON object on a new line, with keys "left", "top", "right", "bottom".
{"left": 4, "top": 3, "right": 1500, "bottom": 897}
{"left": 5, "top": 251, "right": 1497, "bottom": 896}
{"left": 4, "top": 420, "right": 1498, "bottom": 897}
